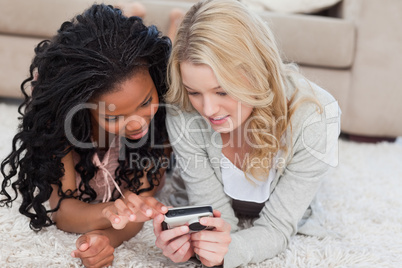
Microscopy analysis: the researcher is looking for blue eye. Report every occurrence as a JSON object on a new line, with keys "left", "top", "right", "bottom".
{"left": 187, "top": 91, "right": 199, "bottom": 96}
{"left": 217, "top": 92, "right": 227, "bottom": 96}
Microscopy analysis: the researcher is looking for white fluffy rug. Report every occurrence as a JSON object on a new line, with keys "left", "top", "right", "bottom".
{"left": 1, "top": 101, "right": 402, "bottom": 268}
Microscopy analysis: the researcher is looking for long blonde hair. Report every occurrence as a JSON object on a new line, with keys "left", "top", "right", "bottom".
{"left": 166, "top": 0, "right": 317, "bottom": 180}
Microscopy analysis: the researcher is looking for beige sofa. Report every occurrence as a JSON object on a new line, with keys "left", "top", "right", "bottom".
{"left": 0, "top": 0, "right": 401, "bottom": 138}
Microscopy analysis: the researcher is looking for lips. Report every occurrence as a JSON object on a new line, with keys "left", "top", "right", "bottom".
{"left": 127, "top": 127, "right": 149, "bottom": 140}
{"left": 208, "top": 115, "right": 229, "bottom": 125}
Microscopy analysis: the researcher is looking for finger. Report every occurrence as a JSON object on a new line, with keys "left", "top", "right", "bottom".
{"left": 75, "top": 234, "right": 92, "bottom": 252}
{"left": 161, "top": 233, "right": 191, "bottom": 257}
{"left": 80, "top": 243, "right": 114, "bottom": 268}
{"left": 102, "top": 206, "right": 122, "bottom": 225}
{"left": 191, "top": 229, "right": 222, "bottom": 244}
{"left": 194, "top": 246, "right": 224, "bottom": 268}
{"left": 191, "top": 227, "right": 231, "bottom": 244}
{"left": 192, "top": 240, "right": 228, "bottom": 254}
{"left": 71, "top": 249, "right": 81, "bottom": 259}
{"left": 127, "top": 194, "right": 153, "bottom": 217}
{"left": 199, "top": 216, "right": 230, "bottom": 232}
{"left": 126, "top": 202, "right": 142, "bottom": 219}
{"left": 72, "top": 234, "right": 103, "bottom": 259}
{"left": 168, "top": 239, "right": 193, "bottom": 263}
{"left": 176, "top": 239, "right": 191, "bottom": 257}
{"left": 102, "top": 205, "right": 131, "bottom": 229}
{"left": 159, "top": 225, "right": 190, "bottom": 243}
{"left": 72, "top": 242, "right": 93, "bottom": 259}
{"left": 80, "top": 250, "right": 114, "bottom": 268}
{"left": 212, "top": 209, "right": 222, "bottom": 218}
{"left": 153, "top": 214, "right": 165, "bottom": 236}
{"left": 111, "top": 216, "right": 130, "bottom": 230}
{"left": 115, "top": 199, "right": 136, "bottom": 220}
{"left": 94, "top": 254, "right": 114, "bottom": 268}
{"left": 142, "top": 197, "right": 168, "bottom": 214}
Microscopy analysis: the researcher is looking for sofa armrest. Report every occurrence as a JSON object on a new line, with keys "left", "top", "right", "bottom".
{"left": 338, "top": 0, "right": 402, "bottom": 75}
{"left": 335, "top": 0, "right": 402, "bottom": 136}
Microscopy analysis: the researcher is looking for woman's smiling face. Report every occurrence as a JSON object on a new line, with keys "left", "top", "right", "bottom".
{"left": 180, "top": 61, "right": 253, "bottom": 134}
{"left": 90, "top": 69, "right": 159, "bottom": 142}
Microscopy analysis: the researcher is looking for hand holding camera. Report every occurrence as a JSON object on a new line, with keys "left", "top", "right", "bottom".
{"left": 154, "top": 206, "right": 231, "bottom": 267}
{"left": 162, "top": 205, "right": 214, "bottom": 233}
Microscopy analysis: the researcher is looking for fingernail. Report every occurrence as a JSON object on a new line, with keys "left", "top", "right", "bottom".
{"left": 181, "top": 226, "right": 188, "bottom": 232}
{"left": 161, "top": 206, "right": 168, "bottom": 212}
{"left": 114, "top": 217, "right": 119, "bottom": 223}
{"left": 129, "top": 214, "right": 135, "bottom": 221}
{"left": 71, "top": 252, "right": 75, "bottom": 258}
{"left": 200, "top": 218, "right": 207, "bottom": 225}
{"left": 146, "top": 209, "right": 152, "bottom": 216}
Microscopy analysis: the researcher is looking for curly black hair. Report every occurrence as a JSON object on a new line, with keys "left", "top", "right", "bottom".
{"left": 0, "top": 4, "right": 171, "bottom": 231}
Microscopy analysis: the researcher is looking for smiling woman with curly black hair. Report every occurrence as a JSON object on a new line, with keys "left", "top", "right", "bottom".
{"left": 0, "top": 4, "right": 171, "bottom": 267}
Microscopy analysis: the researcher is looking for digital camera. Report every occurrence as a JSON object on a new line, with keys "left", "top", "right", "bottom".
{"left": 162, "top": 205, "right": 213, "bottom": 233}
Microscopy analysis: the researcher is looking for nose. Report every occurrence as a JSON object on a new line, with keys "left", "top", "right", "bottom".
{"left": 202, "top": 95, "right": 219, "bottom": 118}
{"left": 125, "top": 115, "right": 146, "bottom": 132}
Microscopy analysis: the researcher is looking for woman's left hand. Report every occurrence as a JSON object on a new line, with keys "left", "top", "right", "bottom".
{"left": 102, "top": 192, "right": 168, "bottom": 230}
{"left": 190, "top": 210, "right": 231, "bottom": 267}
{"left": 71, "top": 231, "right": 114, "bottom": 268}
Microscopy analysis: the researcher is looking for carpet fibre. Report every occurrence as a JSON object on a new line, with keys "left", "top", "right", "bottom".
{"left": 1, "top": 102, "right": 401, "bottom": 268}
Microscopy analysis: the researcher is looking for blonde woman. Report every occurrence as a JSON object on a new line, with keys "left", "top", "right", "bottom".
{"left": 108, "top": 0, "right": 340, "bottom": 267}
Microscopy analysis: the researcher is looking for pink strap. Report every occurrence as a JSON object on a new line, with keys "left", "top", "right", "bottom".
{"left": 92, "top": 137, "right": 125, "bottom": 202}
{"left": 92, "top": 155, "right": 125, "bottom": 202}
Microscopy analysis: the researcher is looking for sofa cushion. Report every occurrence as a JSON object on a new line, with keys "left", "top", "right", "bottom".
{"left": 0, "top": 0, "right": 105, "bottom": 39}
{"left": 0, "top": 0, "right": 193, "bottom": 39}
{"left": 262, "top": 12, "right": 355, "bottom": 68}
{"left": 0, "top": 0, "right": 194, "bottom": 99}
{"left": 241, "top": 0, "right": 342, "bottom": 14}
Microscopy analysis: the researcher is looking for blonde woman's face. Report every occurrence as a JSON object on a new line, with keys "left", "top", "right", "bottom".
{"left": 180, "top": 61, "right": 253, "bottom": 134}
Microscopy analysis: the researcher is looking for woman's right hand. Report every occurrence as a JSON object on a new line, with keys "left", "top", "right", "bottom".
{"left": 190, "top": 210, "right": 231, "bottom": 267}
{"left": 102, "top": 192, "right": 168, "bottom": 229}
{"left": 153, "top": 214, "right": 194, "bottom": 263}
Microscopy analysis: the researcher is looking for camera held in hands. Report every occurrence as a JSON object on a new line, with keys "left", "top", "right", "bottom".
{"left": 162, "top": 205, "right": 213, "bottom": 233}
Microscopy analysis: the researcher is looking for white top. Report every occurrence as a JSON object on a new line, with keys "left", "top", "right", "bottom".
{"left": 220, "top": 153, "right": 277, "bottom": 203}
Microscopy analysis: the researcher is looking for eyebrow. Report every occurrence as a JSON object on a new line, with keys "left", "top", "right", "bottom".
{"left": 183, "top": 84, "right": 221, "bottom": 91}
